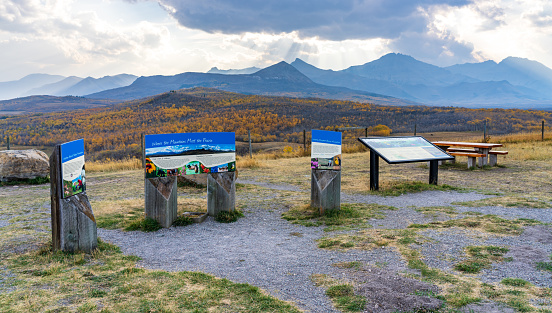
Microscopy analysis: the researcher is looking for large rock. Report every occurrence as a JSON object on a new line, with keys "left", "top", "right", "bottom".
{"left": 0, "top": 149, "right": 49, "bottom": 182}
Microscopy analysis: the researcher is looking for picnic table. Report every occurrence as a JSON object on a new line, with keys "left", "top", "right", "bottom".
{"left": 432, "top": 141, "right": 506, "bottom": 167}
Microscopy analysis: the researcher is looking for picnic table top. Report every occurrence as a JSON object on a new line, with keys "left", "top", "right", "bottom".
{"left": 432, "top": 141, "right": 503, "bottom": 149}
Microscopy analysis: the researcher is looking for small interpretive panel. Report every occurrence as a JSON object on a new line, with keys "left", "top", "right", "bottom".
{"left": 311, "top": 129, "right": 342, "bottom": 170}
{"left": 145, "top": 132, "right": 236, "bottom": 178}
{"left": 60, "top": 138, "right": 86, "bottom": 198}
{"left": 358, "top": 136, "right": 453, "bottom": 164}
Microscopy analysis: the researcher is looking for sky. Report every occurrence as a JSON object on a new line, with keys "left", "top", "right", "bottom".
{"left": 1, "top": 0, "right": 551, "bottom": 81}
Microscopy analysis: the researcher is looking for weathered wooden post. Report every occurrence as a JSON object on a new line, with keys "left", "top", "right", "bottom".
{"left": 311, "top": 170, "right": 341, "bottom": 214}
{"left": 6, "top": 136, "right": 10, "bottom": 150}
{"left": 414, "top": 124, "right": 417, "bottom": 136}
{"left": 50, "top": 139, "right": 97, "bottom": 253}
{"left": 145, "top": 176, "right": 177, "bottom": 228}
{"left": 141, "top": 133, "right": 145, "bottom": 168}
{"left": 207, "top": 172, "right": 236, "bottom": 216}
{"left": 303, "top": 129, "right": 306, "bottom": 152}
{"left": 248, "top": 129, "right": 252, "bottom": 158}
{"left": 310, "top": 130, "right": 341, "bottom": 214}
{"left": 542, "top": 120, "right": 545, "bottom": 141}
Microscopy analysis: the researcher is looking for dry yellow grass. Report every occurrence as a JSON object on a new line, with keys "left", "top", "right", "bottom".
{"left": 87, "top": 157, "right": 142, "bottom": 172}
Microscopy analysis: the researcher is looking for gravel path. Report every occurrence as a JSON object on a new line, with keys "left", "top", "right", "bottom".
{"left": 99, "top": 207, "right": 405, "bottom": 313}
{"left": 98, "top": 181, "right": 516, "bottom": 312}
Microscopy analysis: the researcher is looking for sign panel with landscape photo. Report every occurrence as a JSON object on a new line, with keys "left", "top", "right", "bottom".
{"left": 311, "top": 129, "right": 342, "bottom": 170}
{"left": 145, "top": 132, "right": 236, "bottom": 179}
{"left": 60, "top": 138, "right": 86, "bottom": 198}
{"left": 358, "top": 136, "right": 453, "bottom": 164}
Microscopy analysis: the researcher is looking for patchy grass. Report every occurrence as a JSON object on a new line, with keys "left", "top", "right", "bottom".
{"left": 368, "top": 181, "right": 462, "bottom": 197}
{"left": 214, "top": 209, "right": 244, "bottom": 223}
{"left": 408, "top": 214, "right": 541, "bottom": 235}
{"left": 454, "top": 246, "right": 510, "bottom": 274}
{"left": 536, "top": 254, "right": 552, "bottom": 272}
{"left": 124, "top": 217, "right": 162, "bottom": 232}
{"left": 0, "top": 240, "right": 301, "bottom": 313}
{"left": 310, "top": 274, "right": 366, "bottom": 312}
{"left": 453, "top": 195, "right": 552, "bottom": 209}
{"left": 415, "top": 206, "right": 458, "bottom": 218}
{"left": 282, "top": 203, "right": 395, "bottom": 231}
{"left": 501, "top": 278, "right": 531, "bottom": 287}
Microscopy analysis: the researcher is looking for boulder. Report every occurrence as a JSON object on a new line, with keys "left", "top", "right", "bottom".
{"left": 0, "top": 149, "right": 49, "bottom": 182}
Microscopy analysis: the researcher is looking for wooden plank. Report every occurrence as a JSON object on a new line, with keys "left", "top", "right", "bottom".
{"left": 432, "top": 141, "right": 502, "bottom": 149}
{"left": 207, "top": 172, "right": 236, "bottom": 216}
{"left": 145, "top": 177, "right": 178, "bottom": 228}
{"left": 311, "top": 170, "right": 341, "bottom": 215}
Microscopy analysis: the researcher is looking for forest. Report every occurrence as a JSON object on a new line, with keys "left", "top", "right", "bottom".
{"left": 1, "top": 87, "right": 550, "bottom": 160}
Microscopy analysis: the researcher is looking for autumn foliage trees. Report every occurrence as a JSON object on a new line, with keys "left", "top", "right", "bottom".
{"left": 0, "top": 87, "right": 550, "bottom": 160}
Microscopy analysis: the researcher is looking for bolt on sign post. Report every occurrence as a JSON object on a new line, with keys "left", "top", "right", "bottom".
{"left": 145, "top": 132, "right": 237, "bottom": 225}
{"left": 358, "top": 136, "right": 454, "bottom": 190}
{"left": 310, "top": 129, "right": 342, "bottom": 214}
{"left": 50, "top": 138, "right": 97, "bottom": 253}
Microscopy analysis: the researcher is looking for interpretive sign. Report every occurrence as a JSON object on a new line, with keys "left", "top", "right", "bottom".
{"left": 358, "top": 136, "right": 453, "bottom": 190}
{"left": 358, "top": 136, "right": 453, "bottom": 164}
{"left": 60, "top": 139, "right": 86, "bottom": 198}
{"left": 311, "top": 129, "right": 342, "bottom": 170}
{"left": 145, "top": 132, "right": 236, "bottom": 179}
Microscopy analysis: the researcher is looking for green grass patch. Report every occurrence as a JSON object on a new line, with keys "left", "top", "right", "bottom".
{"left": 124, "top": 217, "right": 162, "bottom": 232}
{"left": 0, "top": 239, "right": 302, "bottom": 313}
{"left": 310, "top": 275, "right": 366, "bottom": 312}
{"left": 0, "top": 176, "right": 50, "bottom": 186}
{"left": 501, "top": 278, "right": 531, "bottom": 287}
{"left": 536, "top": 254, "right": 552, "bottom": 272}
{"left": 369, "top": 181, "right": 462, "bottom": 197}
{"left": 172, "top": 215, "right": 193, "bottom": 227}
{"left": 214, "top": 209, "right": 244, "bottom": 223}
{"left": 282, "top": 203, "right": 395, "bottom": 230}
{"left": 454, "top": 245, "right": 509, "bottom": 274}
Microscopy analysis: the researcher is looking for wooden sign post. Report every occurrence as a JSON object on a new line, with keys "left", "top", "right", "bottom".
{"left": 207, "top": 172, "right": 236, "bottom": 216}
{"left": 50, "top": 140, "right": 97, "bottom": 253}
{"left": 310, "top": 130, "right": 342, "bottom": 214}
{"left": 311, "top": 170, "right": 341, "bottom": 214}
{"left": 145, "top": 177, "right": 178, "bottom": 228}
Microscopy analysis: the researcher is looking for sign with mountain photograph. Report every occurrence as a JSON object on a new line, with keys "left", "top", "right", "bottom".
{"left": 358, "top": 136, "right": 453, "bottom": 164}
{"left": 144, "top": 132, "right": 236, "bottom": 178}
{"left": 60, "top": 138, "right": 86, "bottom": 198}
{"left": 311, "top": 129, "right": 342, "bottom": 170}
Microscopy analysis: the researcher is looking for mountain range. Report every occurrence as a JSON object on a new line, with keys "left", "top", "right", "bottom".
{"left": 0, "top": 74, "right": 137, "bottom": 100}
{"left": 2, "top": 53, "right": 552, "bottom": 110}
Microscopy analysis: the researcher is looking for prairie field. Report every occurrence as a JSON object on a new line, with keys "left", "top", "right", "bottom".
{"left": 1, "top": 132, "right": 552, "bottom": 312}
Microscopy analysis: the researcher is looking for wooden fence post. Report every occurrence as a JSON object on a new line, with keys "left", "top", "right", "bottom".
{"left": 207, "top": 172, "right": 236, "bottom": 216}
{"left": 50, "top": 145, "right": 97, "bottom": 253}
{"left": 141, "top": 133, "right": 145, "bottom": 167}
{"left": 6, "top": 136, "right": 9, "bottom": 150}
{"left": 145, "top": 177, "right": 178, "bottom": 228}
{"left": 248, "top": 130, "right": 252, "bottom": 158}
{"left": 311, "top": 170, "right": 341, "bottom": 215}
{"left": 303, "top": 130, "right": 306, "bottom": 152}
{"left": 542, "top": 120, "right": 545, "bottom": 141}
{"left": 414, "top": 124, "right": 417, "bottom": 136}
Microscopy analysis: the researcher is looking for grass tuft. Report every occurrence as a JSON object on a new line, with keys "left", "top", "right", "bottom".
{"left": 215, "top": 210, "right": 244, "bottom": 223}
{"left": 124, "top": 217, "right": 162, "bottom": 232}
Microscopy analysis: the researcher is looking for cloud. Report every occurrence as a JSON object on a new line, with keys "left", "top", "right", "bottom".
{"left": 156, "top": 0, "right": 471, "bottom": 41}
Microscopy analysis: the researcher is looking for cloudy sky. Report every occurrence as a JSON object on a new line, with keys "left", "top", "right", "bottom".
{"left": 1, "top": 0, "right": 551, "bottom": 81}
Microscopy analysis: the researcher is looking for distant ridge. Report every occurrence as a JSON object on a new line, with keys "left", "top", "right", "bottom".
{"left": 207, "top": 66, "right": 260, "bottom": 75}
{"left": 87, "top": 61, "right": 414, "bottom": 106}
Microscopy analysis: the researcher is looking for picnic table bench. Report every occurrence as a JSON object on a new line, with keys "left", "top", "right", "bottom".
{"left": 432, "top": 141, "right": 507, "bottom": 168}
